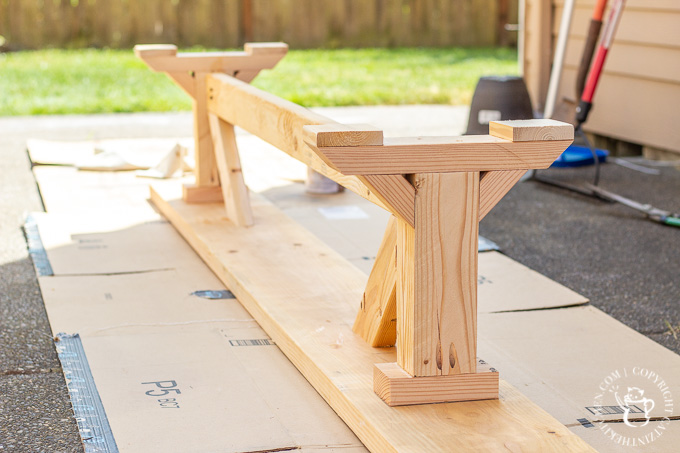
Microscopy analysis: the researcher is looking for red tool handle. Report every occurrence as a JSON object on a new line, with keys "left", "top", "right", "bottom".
{"left": 575, "top": 0, "right": 609, "bottom": 97}
{"left": 576, "top": 0, "right": 626, "bottom": 126}
{"left": 593, "top": 0, "right": 608, "bottom": 21}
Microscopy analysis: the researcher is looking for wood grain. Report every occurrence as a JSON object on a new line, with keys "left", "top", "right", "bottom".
{"left": 206, "top": 73, "right": 410, "bottom": 218}
{"left": 479, "top": 170, "right": 527, "bottom": 221}
{"left": 374, "top": 361, "right": 499, "bottom": 407}
{"left": 150, "top": 182, "right": 596, "bottom": 453}
{"left": 353, "top": 216, "right": 398, "bottom": 347}
{"left": 208, "top": 113, "right": 253, "bottom": 227}
{"left": 359, "top": 175, "right": 415, "bottom": 227}
{"left": 399, "top": 173, "right": 479, "bottom": 377}
{"left": 315, "top": 136, "right": 573, "bottom": 175}
{"left": 193, "top": 73, "right": 219, "bottom": 188}
{"left": 303, "top": 124, "right": 383, "bottom": 147}
{"left": 489, "top": 119, "right": 574, "bottom": 142}
{"left": 182, "top": 184, "right": 223, "bottom": 203}
{"left": 351, "top": 169, "right": 526, "bottom": 349}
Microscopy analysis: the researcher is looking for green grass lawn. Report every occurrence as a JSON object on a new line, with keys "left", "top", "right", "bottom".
{"left": 0, "top": 47, "right": 518, "bottom": 116}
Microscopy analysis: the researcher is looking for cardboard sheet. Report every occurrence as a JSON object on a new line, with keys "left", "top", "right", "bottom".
{"left": 479, "top": 306, "right": 680, "bottom": 452}
{"left": 38, "top": 241, "right": 365, "bottom": 452}
{"left": 32, "top": 166, "right": 159, "bottom": 216}
{"left": 33, "top": 213, "right": 208, "bottom": 276}
{"left": 27, "top": 138, "right": 193, "bottom": 168}
{"left": 70, "top": 322, "right": 364, "bottom": 452}
{"left": 38, "top": 270, "right": 248, "bottom": 336}
{"left": 478, "top": 251, "right": 588, "bottom": 312}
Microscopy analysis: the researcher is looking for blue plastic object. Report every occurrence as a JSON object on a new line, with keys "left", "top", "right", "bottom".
{"left": 551, "top": 145, "right": 609, "bottom": 168}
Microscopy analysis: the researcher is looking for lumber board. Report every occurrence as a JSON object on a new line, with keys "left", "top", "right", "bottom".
{"left": 208, "top": 113, "right": 253, "bottom": 227}
{"left": 150, "top": 182, "right": 596, "bottom": 452}
{"left": 374, "top": 361, "right": 499, "bottom": 407}
{"left": 134, "top": 43, "right": 288, "bottom": 73}
{"left": 479, "top": 170, "right": 527, "bottom": 221}
{"left": 314, "top": 136, "right": 572, "bottom": 175}
{"left": 358, "top": 175, "right": 415, "bottom": 227}
{"left": 206, "top": 73, "right": 411, "bottom": 222}
{"left": 489, "top": 119, "right": 573, "bottom": 142}
{"left": 303, "top": 124, "right": 383, "bottom": 147}
{"left": 182, "top": 184, "right": 223, "bottom": 203}
{"left": 193, "top": 73, "right": 219, "bottom": 187}
{"left": 398, "top": 173, "right": 479, "bottom": 377}
{"left": 353, "top": 216, "right": 398, "bottom": 347}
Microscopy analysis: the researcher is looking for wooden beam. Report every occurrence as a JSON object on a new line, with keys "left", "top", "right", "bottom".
{"left": 351, "top": 169, "right": 528, "bottom": 348}
{"left": 134, "top": 42, "right": 288, "bottom": 73}
{"left": 489, "top": 119, "right": 574, "bottom": 142}
{"left": 182, "top": 184, "right": 223, "bottom": 203}
{"left": 398, "top": 172, "right": 479, "bottom": 377}
{"left": 193, "top": 73, "right": 219, "bottom": 188}
{"left": 208, "top": 113, "right": 253, "bottom": 227}
{"left": 353, "top": 216, "right": 398, "bottom": 347}
{"left": 303, "top": 124, "right": 383, "bottom": 147}
{"left": 479, "top": 170, "right": 527, "bottom": 221}
{"left": 359, "top": 175, "right": 415, "bottom": 227}
{"left": 150, "top": 182, "right": 597, "bottom": 453}
{"left": 206, "top": 73, "right": 400, "bottom": 217}
{"left": 314, "top": 136, "right": 572, "bottom": 175}
{"left": 374, "top": 361, "right": 499, "bottom": 407}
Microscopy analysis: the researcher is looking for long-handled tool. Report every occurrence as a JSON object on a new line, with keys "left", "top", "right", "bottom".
{"left": 533, "top": 0, "right": 680, "bottom": 228}
{"left": 584, "top": 184, "right": 680, "bottom": 227}
{"left": 575, "top": 0, "right": 609, "bottom": 100}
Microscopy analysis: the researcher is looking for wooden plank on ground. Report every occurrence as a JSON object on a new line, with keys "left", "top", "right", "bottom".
{"left": 150, "top": 181, "right": 597, "bottom": 453}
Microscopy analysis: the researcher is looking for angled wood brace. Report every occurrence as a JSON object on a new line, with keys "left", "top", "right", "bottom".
{"left": 137, "top": 45, "right": 574, "bottom": 406}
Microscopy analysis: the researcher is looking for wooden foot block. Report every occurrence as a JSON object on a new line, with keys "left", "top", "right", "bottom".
{"left": 182, "top": 184, "right": 223, "bottom": 203}
{"left": 374, "top": 361, "right": 499, "bottom": 407}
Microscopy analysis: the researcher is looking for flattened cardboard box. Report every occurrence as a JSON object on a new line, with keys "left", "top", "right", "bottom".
{"left": 39, "top": 271, "right": 365, "bottom": 453}
{"left": 479, "top": 306, "right": 680, "bottom": 452}
{"left": 32, "top": 165, "right": 158, "bottom": 216}
{"left": 81, "top": 324, "right": 365, "bottom": 453}
{"left": 32, "top": 212, "right": 209, "bottom": 276}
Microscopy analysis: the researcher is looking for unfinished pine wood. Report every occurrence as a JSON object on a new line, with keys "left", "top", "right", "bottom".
{"left": 134, "top": 43, "right": 288, "bottom": 73}
{"left": 351, "top": 169, "right": 528, "bottom": 349}
{"left": 359, "top": 175, "right": 415, "bottom": 227}
{"left": 150, "top": 182, "right": 596, "bottom": 452}
{"left": 303, "top": 124, "right": 383, "bottom": 147}
{"left": 353, "top": 216, "right": 398, "bottom": 347}
{"left": 208, "top": 113, "right": 253, "bottom": 227}
{"left": 206, "top": 73, "right": 408, "bottom": 219}
{"left": 182, "top": 184, "right": 223, "bottom": 203}
{"left": 133, "top": 44, "right": 177, "bottom": 58}
{"left": 166, "top": 71, "right": 196, "bottom": 97}
{"left": 374, "top": 361, "right": 499, "bottom": 407}
{"left": 193, "top": 73, "right": 219, "bottom": 188}
{"left": 398, "top": 173, "right": 479, "bottom": 377}
{"left": 314, "top": 136, "right": 572, "bottom": 175}
{"left": 479, "top": 170, "right": 527, "bottom": 221}
{"left": 135, "top": 43, "right": 289, "bottom": 196}
{"left": 489, "top": 119, "right": 574, "bottom": 142}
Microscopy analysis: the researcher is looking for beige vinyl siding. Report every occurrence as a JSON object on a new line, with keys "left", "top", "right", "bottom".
{"left": 524, "top": 0, "right": 680, "bottom": 154}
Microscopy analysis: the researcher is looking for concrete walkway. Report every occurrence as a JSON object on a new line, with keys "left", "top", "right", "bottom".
{"left": 0, "top": 108, "right": 678, "bottom": 451}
